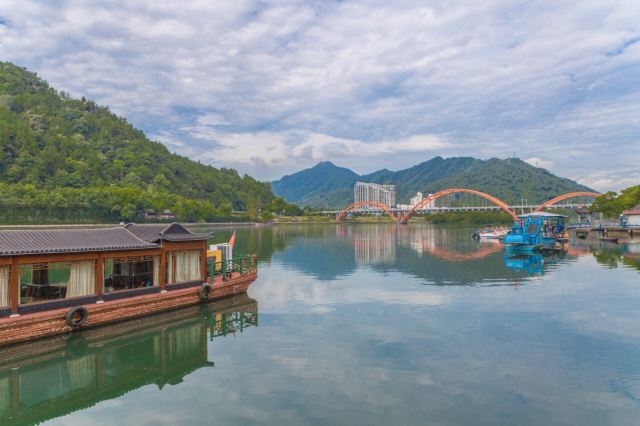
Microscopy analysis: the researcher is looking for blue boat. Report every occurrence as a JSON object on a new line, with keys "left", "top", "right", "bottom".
{"left": 503, "top": 212, "right": 567, "bottom": 252}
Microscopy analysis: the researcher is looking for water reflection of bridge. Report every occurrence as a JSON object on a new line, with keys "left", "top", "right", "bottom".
{"left": 348, "top": 225, "right": 506, "bottom": 265}
{"left": 341, "top": 224, "right": 601, "bottom": 285}
{"left": 0, "top": 294, "right": 258, "bottom": 425}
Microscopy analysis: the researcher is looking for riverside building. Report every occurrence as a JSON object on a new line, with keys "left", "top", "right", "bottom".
{"left": 354, "top": 182, "right": 396, "bottom": 210}
{"left": 397, "top": 192, "right": 436, "bottom": 210}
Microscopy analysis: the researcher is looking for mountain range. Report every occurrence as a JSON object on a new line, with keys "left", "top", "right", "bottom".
{"left": 271, "top": 157, "right": 595, "bottom": 208}
{"left": 0, "top": 61, "right": 597, "bottom": 221}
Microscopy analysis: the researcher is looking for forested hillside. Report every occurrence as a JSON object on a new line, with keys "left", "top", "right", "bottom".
{"left": 0, "top": 62, "right": 281, "bottom": 223}
{"left": 423, "top": 157, "right": 594, "bottom": 204}
{"left": 272, "top": 157, "right": 595, "bottom": 208}
{"left": 271, "top": 161, "right": 358, "bottom": 208}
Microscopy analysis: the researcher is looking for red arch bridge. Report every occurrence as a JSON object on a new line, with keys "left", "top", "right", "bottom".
{"left": 334, "top": 189, "right": 600, "bottom": 224}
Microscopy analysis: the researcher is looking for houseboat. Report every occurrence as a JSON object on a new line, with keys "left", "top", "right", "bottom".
{"left": 503, "top": 212, "right": 567, "bottom": 252}
{"left": 0, "top": 223, "right": 257, "bottom": 347}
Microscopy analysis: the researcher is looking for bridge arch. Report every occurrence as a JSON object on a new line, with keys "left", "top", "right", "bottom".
{"left": 399, "top": 188, "right": 518, "bottom": 224}
{"left": 336, "top": 201, "right": 398, "bottom": 222}
{"left": 534, "top": 192, "right": 600, "bottom": 212}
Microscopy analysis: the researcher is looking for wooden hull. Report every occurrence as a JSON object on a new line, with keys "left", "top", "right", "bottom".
{"left": 0, "top": 271, "right": 257, "bottom": 347}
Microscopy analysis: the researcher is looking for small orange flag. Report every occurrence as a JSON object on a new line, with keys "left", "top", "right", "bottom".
{"left": 229, "top": 231, "right": 236, "bottom": 248}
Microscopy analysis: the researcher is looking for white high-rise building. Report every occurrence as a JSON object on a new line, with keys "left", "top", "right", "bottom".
{"left": 354, "top": 182, "right": 396, "bottom": 210}
{"left": 410, "top": 192, "right": 423, "bottom": 207}
{"left": 397, "top": 192, "right": 436, "bottom": 210}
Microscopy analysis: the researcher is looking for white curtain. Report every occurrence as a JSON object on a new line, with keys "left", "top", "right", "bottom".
{"left": 66, "top": 261, "right": 96, "bottom": 298}
{"left": 153, "top": 256, "right": 160, "bottom": 286}
{"left": 167, "top": 252, "right": 174, "bottom": 284}
{"left": 173, "top": 251, "right": 201, "bottom": 283}
{"left": 0, "top": 266, "right": 9, "bottom": 308}
{"left": 188, "top": 251, "right": 201, "bottom": 281}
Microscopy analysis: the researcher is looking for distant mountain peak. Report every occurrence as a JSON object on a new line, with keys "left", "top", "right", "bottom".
{"left": 272, "top": 156, "right": 593, "bottom": 208}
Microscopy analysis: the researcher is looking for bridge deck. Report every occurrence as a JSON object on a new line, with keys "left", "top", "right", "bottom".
{"left": 326, "top": 203, "right": 590, "bottom": 215}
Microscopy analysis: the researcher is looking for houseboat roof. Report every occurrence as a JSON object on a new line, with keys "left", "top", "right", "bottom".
{"left": 123, "top": 223, "right": 211, "bottom": 243}
{"left": 0, "top": 227, "right": 158, "bottom": 256}
{"left": 517, "top": 212, "right": 568, "bottom": 218}
{"left": 623, "top": 204, "right": 640, "bottom": 215}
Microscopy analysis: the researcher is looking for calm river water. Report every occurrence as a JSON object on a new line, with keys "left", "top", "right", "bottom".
{"left": 2, "top": 223, "right": 640, "bottom": 425}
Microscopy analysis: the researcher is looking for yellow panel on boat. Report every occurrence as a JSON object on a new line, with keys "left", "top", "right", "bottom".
{"left": 207, "top": 249, "right": 222, "bottom": 271}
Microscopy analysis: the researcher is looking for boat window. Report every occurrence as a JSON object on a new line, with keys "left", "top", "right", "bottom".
{"left": 167, "top": 250, "right": 201, "bottom": 284}
{"left": 104, "top": 256, "right": 159, "bottom": 293}
{"left": 0, "top": 265, "right": 9, "bottom": 308}
{"left": 19, "top": 261, "right": 96, "bottom": 305}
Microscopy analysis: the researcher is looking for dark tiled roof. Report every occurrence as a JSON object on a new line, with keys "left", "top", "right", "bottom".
{"left": 124, "top": 223, "right": 211, "bottom": 243}
{"left": 123, "top": 224, "right": 168, "bottom": 242}
{"left": 0, "top": 228, "right": 158, "bottom": 256}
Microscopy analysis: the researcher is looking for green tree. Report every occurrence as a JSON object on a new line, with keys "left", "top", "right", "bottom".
{"left": 592, "top": 186, "right": 640, "bottom": 218}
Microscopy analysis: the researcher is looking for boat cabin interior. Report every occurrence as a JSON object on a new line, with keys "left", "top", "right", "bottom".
{"left": 0, "top": 223, "right": 211, "bottom": 317}
{"left": 513, "top": 212, "right": 567, "bottom": 236}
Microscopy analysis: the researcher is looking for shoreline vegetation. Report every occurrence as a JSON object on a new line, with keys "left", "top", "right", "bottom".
{"left": 0, "top": 212, "right": 513, "bottom": 227}
{"left": 267, "top": 211, "right": 516, "bottom": 224}
{"left": 591, "top": 185, "right": 640, "bottom": 218}
{"left": 0, "top": 208, "right": 593, "bottom": 227}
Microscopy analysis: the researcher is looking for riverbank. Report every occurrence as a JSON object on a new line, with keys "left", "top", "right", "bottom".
{"left": 266, "top": 210, "right": 515, "bottom": 224}
{"left": 0, "top": 211, "right": 517, "bottom": 228}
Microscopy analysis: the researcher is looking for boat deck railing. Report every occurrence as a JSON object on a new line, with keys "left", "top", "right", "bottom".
{"left": 207, "top": 255, "right": 257, "bottom": 283}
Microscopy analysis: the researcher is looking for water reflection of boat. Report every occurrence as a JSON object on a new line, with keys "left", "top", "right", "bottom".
{"left": 503, "top": 253, "right": 545, "bottom": 275}
{"left": 503, "top": 250, "right": 567, "bottom": 276}
{"left": 0, "top": 294, "right": 257, "bottom": 425}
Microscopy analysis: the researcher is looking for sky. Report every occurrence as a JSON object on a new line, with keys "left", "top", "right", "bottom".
{"left": 0, "top": 0, "right": 638, "bottom": 192}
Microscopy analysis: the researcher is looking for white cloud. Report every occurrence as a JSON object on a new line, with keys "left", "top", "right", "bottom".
{"left": 0, "top": 0, "right": 638, "bottom": 189}
{"left": 170, "top": 124, "right": 449, "bottom": 178}
{"left": 196, "top": 113, "right": 231, "bottom": 127}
